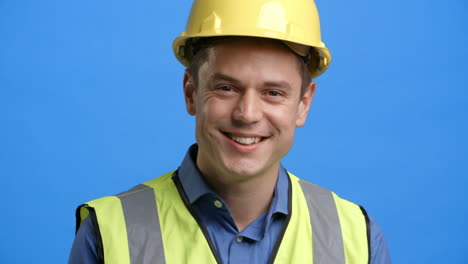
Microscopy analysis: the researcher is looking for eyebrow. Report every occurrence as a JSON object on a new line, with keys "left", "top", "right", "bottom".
{"left": 210, "top": 73, "right": 292, "bottom": 90}
{"left": 210, "top": 73, "right": 242, "bottom": 86}
{"left": 263, "top": 80, "right": 292, "bottom": 90}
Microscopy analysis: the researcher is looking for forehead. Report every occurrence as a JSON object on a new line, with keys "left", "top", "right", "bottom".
{"left": 207, "top": 37, "right": 296, "bottom": 62}
{"left": 200, "top": 38, "right": 303, "bottom": 85}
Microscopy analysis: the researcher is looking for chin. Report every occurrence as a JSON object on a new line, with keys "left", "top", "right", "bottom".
{"left": 222, "top": 159, "right": 270, "bottom": 180}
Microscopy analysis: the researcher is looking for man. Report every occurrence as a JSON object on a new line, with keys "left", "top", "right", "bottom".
{"left": 69, "top": 0, "right": 391, "bottom": 263}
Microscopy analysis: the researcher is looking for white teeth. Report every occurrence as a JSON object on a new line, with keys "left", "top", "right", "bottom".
{"left": 229, "top": 135, "right": 262, "bottom": 145}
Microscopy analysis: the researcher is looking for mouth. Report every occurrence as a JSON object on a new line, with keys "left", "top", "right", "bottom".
{"left": 222, "top": 132, "right": 266, "bottom": 145}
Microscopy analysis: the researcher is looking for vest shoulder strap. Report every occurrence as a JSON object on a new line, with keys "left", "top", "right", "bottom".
{"left": 280, "top": 173, "right": 370, "bottom": 264}
{"left": 77, "top": 173, "right": 173, "bottom": 264}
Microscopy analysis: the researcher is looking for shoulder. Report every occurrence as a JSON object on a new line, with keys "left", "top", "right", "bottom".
{"left": 369, "top": 216, "right": 392, "bottom": 264}
{"left": 288, "top": 171, "right": 362, "bottom": 209}
{"left": 288, "top": 171, "right": 368, "bottom": 232}
{"left": 84, "top": 170, "right": 176, "bottom": 207}
{"left": 75, "top": 170, "right": 177, "bottom": 240}
{"left": 289, "top": 172, "right": 392, "bottom": 263}
{"left": 69, "top": 216, "right": 100, "bottom": 264}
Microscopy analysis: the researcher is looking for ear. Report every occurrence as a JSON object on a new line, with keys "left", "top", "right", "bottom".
{"left": 296, "top": 81, "right": 316, "bottom": 127}
{"left": 183, "top": 69, "right": 197, "bottom": 116}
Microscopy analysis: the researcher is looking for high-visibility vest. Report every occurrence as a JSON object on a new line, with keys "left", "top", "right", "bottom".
{"left": 76, "top": 171, "right": 370, "bottom": 264}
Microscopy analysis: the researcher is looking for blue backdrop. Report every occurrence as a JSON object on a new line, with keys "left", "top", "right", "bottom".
{"left": 1, "top": 0, "right": 467, "bottom": 263}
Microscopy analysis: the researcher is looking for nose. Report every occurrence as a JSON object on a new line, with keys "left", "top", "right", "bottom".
{"left": 232, "top": 90, "right": 263, "bottom": 124}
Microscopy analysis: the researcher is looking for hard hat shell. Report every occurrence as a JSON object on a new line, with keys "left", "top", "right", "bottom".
{"left": 173, "top": 0, "right": 331, "bottom": 79}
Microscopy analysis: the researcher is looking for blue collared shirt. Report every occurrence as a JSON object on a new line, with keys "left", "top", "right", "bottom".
{"left": 69, "top": 145, "right": 391, "bottom": 264}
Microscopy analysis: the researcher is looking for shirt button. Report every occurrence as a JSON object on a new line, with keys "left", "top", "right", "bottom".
{"left": 213, "top": 200, "right": 223, "bottom": 208}
{"left": 236, "top": 236, "right": 243, "bottom": 243}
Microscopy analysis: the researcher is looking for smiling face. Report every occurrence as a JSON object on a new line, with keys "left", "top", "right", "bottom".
{"left": 183, "top": 38, "right": 315, "bottom": 185}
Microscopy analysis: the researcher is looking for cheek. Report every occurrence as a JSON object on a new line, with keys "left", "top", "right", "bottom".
{"left": 197, "top": 98, "right": 233, "bottom": 125}
{"left": 269, "top": 106, "right": 300, "bottom": 128}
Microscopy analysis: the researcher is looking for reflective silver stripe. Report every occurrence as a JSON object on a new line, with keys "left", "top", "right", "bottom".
{"left": 298, "top": 180, "right": 345, "bottom": 264}
{"left": 117, "top": 184, "right": 166, "bottom": 264}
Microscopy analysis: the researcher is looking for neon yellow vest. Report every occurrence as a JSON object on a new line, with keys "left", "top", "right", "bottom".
{"left": 76, "top": 171, "right": 370, "bottom": 264}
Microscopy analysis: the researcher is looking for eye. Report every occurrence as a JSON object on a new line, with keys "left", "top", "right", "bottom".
{"left": 213, "top": 85, "right": 236, "bottom": 94}
{"left": 211, "top": 85, "right": 237, "bottom": 97}
{"left": 213, "top": 85, "right": 234, "bottom": 92}
{"left": 219, "top": 85, "right": 233, "bottom": 92}
{"left": 263, "top": 89, "right": 287, "bottom": 103}
{"left": 267, "top": 90, "right": 281, "bottom": 96}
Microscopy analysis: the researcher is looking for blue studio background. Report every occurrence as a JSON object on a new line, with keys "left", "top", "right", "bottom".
{"left": 1, "top": 0, "right": 467, "bottom": 263}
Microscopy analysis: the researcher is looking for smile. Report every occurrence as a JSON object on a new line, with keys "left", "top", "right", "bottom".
{"left": 223, "top": 133, "right": 265, "bottom": 145}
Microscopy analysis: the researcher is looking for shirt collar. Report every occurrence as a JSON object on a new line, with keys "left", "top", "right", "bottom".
{"left": 178, "top": 144, "right": 213, "bottom": 204}
{"left": 271, "top": 164, "right": 289, "bottom": 215}
{"left": 177, "top": 144, "right": 289, "bottom": 215}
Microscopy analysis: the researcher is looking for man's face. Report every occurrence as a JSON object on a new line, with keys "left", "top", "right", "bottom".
{"left": 183, "top": 39, "right": 315, "bottom": 184}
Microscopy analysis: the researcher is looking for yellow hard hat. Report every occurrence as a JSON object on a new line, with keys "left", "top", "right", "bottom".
{"left": 172, "top": 0, "right": 331, "bottom": 79}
